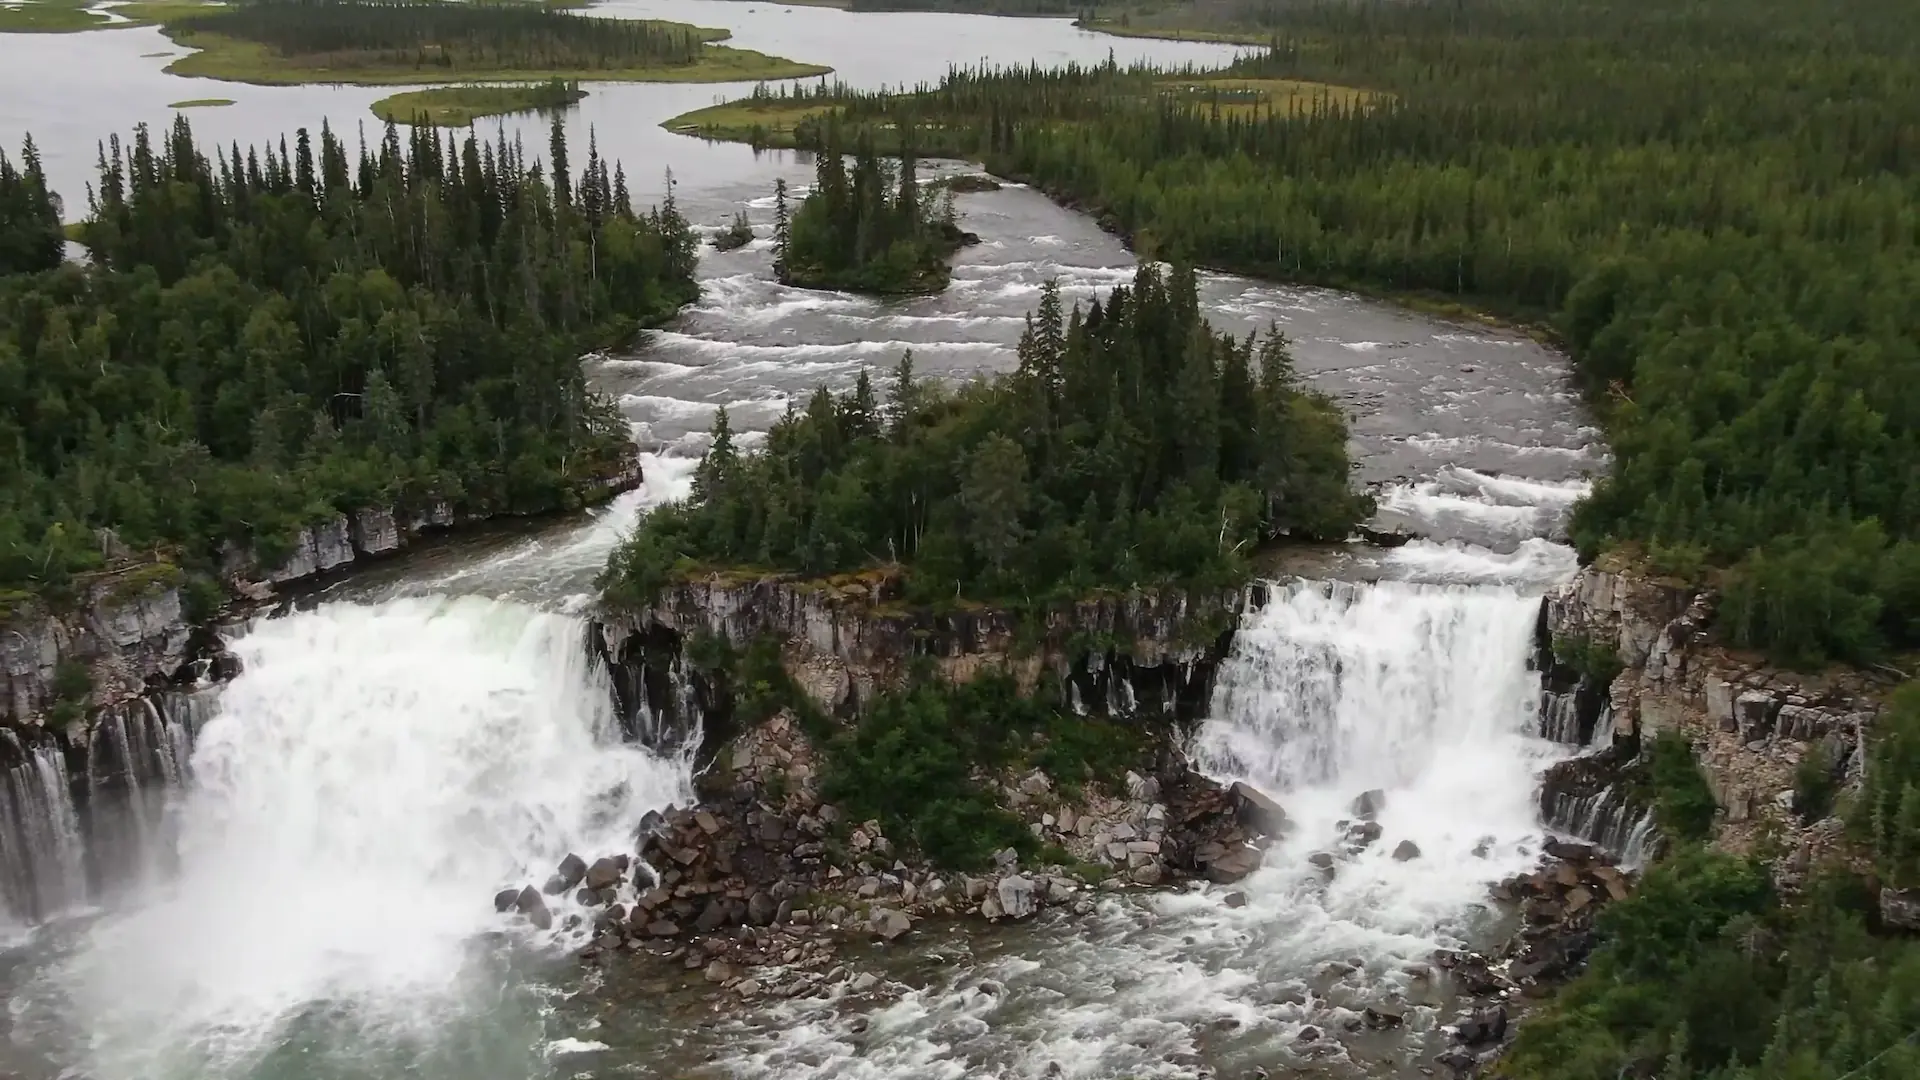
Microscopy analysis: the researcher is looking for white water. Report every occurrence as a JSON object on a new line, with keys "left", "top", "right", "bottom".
{"left": 1196, "top": 579, "right": 1563, "bottom": 932}
{"left": 28, "top": 596, "right": 693, "bottom": 1080}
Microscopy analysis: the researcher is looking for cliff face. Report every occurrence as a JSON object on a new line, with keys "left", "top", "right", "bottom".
{"left": 1539, "top": 561, "right": 1894, "bottom": 871}
{"left": 591, "top": 575, "right": 1245, "bottom": 757}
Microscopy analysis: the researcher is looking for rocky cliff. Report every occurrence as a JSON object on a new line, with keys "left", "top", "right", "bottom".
{"left": 1538, "top": 558, "right": 1896, "bottom": 875}
{"left": 591, "top": 573, "right": 1244, "bottom": 756}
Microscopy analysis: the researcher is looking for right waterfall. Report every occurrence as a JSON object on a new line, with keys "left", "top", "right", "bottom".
{"left": 1194, "top": 576, "right": 1568, "bottom": 932}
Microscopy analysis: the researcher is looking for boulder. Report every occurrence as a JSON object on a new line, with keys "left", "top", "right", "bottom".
{"left": 998, "top": 875, "right": 1039, "bottom": 919}
{"left": 870, "top": 907, "right": 913, "bottom": 942}
{"left": 1351, "top": 789, "right": 1387, "bottom": 820}
{"left": 555, "top": 853, "right": 589, "bottom": 891}
{"left": 695, "top": 899, "right": 730, "bottom": 933}
{"left": 493, "top": 888, "right": 521, "bottom": 913}
{"left": 1391, "top": 840, "right": 1422, "bottom": 862}
{"left": 1230, "top": 781, "right": 1290, "bottom": 836}
{"left": 1455, "top": 1005, "right": 1508, "bottom": 1046}
{"left": 1223, "top": 891, "right": 1248, "bottom": 909}
{"left": 647, "top": 919, "right": 681, "bottom": 937}
{"left": 584, "top": 857, "right": 623, "bottom": 892}
{"left": 1544, "top": 837, "right": 1601, "bottom": 863}
{"left": 515, "top": 887, "right": 553, "bottom": 930}
{"left": 1881, "top": 887, "right": 1920, "bottom": 932}
{"left": 1207, "top": 844, "right": 1263, "bottom": 883}
{"left": 1364, "top": 1006, "right": 1405, "bottom": 1029}
{"left": 747, "top": 891, "right": 778, "bottom": 927}
{"left": 1307, "top": 851, "right": 1336, "bottom": 870}
{"left": 1347, "top": 821, "right": 1383, "bottom": 846}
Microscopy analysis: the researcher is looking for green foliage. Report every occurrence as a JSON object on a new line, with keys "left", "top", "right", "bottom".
{"left": 1793, "top": 742, "right": 1840, "bottom": 826}
{"left": 1553, "top": 633, "right": 1624, "bottom": 688}
{"left": 604, "top": 263, "right": 1368, "bottom": 609}
{"left": 0, "top": 137, "right": 63, "bottom": 277}
{"left": 371, "top": 80, "right": 587, "bottom": 128}
{"left": 1857, "top": 684, "right": 1920, "bottom": 889}
{"left": 2, "top": 116, "right": 696, "bottom": 599}
{"left": 817, "top": 672, "right": 1051, "bottom": 869}
{"left": 1637, "top": 730, "right": 1718, "bottom": 844}
{"left": 732, "top": 0, "right": 1920, "bottom": 667}
{"left": 777, "top": 131, "right": 965, "bottom": 294}
{"left": 177, "top": 0, "right": 711, "bottom": 72}
{"left": 1501, "top": 855, "right": 1920, "bottom": 1080}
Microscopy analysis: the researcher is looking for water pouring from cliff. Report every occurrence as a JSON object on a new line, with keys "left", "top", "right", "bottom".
{"left": 1197, "top": 576, "right": 1562, "bottom": 934}
{"left": 23, "top": 595, "right": 693, "bottom": 1080}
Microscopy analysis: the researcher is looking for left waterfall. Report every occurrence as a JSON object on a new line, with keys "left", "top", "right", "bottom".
{"left": 14, "top": 595, "right": 695, "bottom": 1080}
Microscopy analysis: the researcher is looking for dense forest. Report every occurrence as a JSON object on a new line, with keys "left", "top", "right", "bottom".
{"left": 0, "top": 116, "right": 696, "bottom": 602}
{"left": 736, "top": 0, "right": 1920, "bottom": 668}
{"left": 603, "top": 262, "right": 1367, "bottom": 609}
{"left": 775, "top": 133, "right": 970, "bottom": 294}
{"left": 175, "top": 0, "right": 710, "bottom": 72}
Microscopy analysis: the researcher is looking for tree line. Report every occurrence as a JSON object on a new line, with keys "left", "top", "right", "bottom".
{"left": 603, "top": 262, "right": 1367, "bottom": 610}
{"left": 743, "top": 0, "right": 1920, "bottom": 668}
{"left": 0, "top": 115, "right": 697, "bottom": 602}
{"left": 177, "top": 0, "right": 710, "bottom": 71}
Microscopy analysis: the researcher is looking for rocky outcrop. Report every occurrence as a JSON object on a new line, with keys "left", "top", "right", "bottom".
{"left": 1540, "top": 560, "right": 1894, "bottom": 874}
{"left": 2, "top": 570, "right": 200, "bottom": 728}
{"left": 593, "top": 574, "right": 1242, "bottom": 758}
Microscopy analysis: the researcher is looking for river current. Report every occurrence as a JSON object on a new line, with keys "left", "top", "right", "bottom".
{"left": 0, "top": 4, "right": 1606, "bottom": 1078}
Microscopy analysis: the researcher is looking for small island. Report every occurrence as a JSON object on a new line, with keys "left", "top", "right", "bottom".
{"left": 371, "top": 81, "right": 586, "bottom": 127}
{"left": 775, "top": 136, "right": 974, "bottom": 295}
{"left": 167, "top": 97, "right": 235, "bottom": 108}
{"left": 157, "top": 0, "right": 832, "bottom": 86}
{"left": 711, "top": 210, "right": 754, "bottom": 251}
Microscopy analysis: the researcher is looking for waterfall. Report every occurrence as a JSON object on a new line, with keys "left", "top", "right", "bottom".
{"left": 1544, "top": 784, "right": 1657, "bottom": 868}
{"left": 31, "top": 594, "right": 693, "bottom": 1080}
{"left": 0, "top": 733, "right": 88, "bottom": 923}
{"left": 1194, "top": 577, "right": 1563, "bottom": 935}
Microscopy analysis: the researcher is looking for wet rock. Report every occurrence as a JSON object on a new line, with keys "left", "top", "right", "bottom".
{"left": 555, "top": 853, "right": 589, "bottom": 891}
{"left": 1231, "top": 781, "right": 1289, "bottom": 835}
{"left": 871, "top": 907, "right": 913, "bottom": 942}
{"left": 493, "top": 888, "right": 521, "bottom": 912}
{"left": 1295, "top": 1026, "right": 1322, "bottom": 1042}
{"left": 647, "top": 919, "right": 681, "bottom": 936}
{"left": 1207, "top": 844, "right": 1263, "bottom": 883}
{"left": 1352, "top": 789, "right": 1387, "bottom": 820}
{"left": 519, "top": 889, "right": 553, "bottom": 931}
{"left": 849, "top": 972, "right": 880, "bottom": 993}
{"left": 1455, "top": 1005, "right": 1508, "bottom": 1046}
{"left": 1436, "top": 1048, "right": 1478, "bottom": 1075}
{"left": 1130, "top": 862, "right": 1164, "bottom": 885}
{"left": 1307, "top": 851, "right": 1336, "bottom": 870}
{"left": 542, "top": 875, "right": 570, "bottom": 896}
{"left": 1346, "top": 820, "right": 1384, "bottom": 846}
{"left": 695, "top": 899, "right": 730, "bottom": 933}
{"left": 584, "top": 857, "right": 623, "bottom": 892}
{"left": 1392, "top": 840, "right": 1422, "bottom": 861}
{"left": 1364, "top": 1006, "right": 1405, "bottom": 1029}
{"left": 1223, "top": 891, "right": 1248, "bottom": 909}
{"left": 1544, "top": 837, "right": 1601, "bottom": 863}
{"left": 703, "top": 960, "right": 735, "bottom": 983}
{"left": 998, "top": 875, "right": 1038, "bottom": 919}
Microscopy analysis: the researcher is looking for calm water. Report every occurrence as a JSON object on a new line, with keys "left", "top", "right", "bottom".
{"left": 0, "top": 6, "right": 1601, "bottom": 1079}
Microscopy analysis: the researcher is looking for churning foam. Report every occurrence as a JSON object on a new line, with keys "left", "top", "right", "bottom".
{"left": 38, "top": 596, "right": 691, "bottom": 1080}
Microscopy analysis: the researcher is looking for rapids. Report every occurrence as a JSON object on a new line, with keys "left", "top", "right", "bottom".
{"left": 0, "top": 4, "right": 1606, "bottom": 1078}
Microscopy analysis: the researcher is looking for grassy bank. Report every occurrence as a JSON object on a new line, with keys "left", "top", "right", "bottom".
{"left": 0, "top": 0, "right": 109, "bottom": 31}
{"left": 1076, "top": 17, "right": 1270, "bottom": 45}
{"left": 167, "top": 96, "right": 233, "bottom": 108}
{"left": 371, "top": 83, "right": 587, "bottom": 127}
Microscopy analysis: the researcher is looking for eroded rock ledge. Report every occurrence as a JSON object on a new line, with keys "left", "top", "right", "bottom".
{"left": 1539, "top": 559, "right": 1898, "bottom": 889}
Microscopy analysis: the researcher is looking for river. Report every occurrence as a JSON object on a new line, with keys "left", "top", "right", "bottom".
{"left": 0, "top": 4, "right": 1607, "bottom": 1079}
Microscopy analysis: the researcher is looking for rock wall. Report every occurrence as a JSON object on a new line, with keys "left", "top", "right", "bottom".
{"left": 591, "top": 575, "right": 1244, "bottom": 757}
{"left": 1540, "top": 561, "right": 1896, "bottom": 871}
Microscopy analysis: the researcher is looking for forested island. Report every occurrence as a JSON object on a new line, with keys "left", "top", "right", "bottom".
{"left": 159, "top": 0, "right": 830, "bottom": 85}
{"left": 773, "top": 135, "right": 974, "bottom": 294}
{"left": 370, "top": 81, "right": 587, "bottom": 128}
{"left": 0, "top": 116, "right": 697, "bottom": 606}
{"left": 603, "top": 262, "right": 1367, "bottom": 609}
